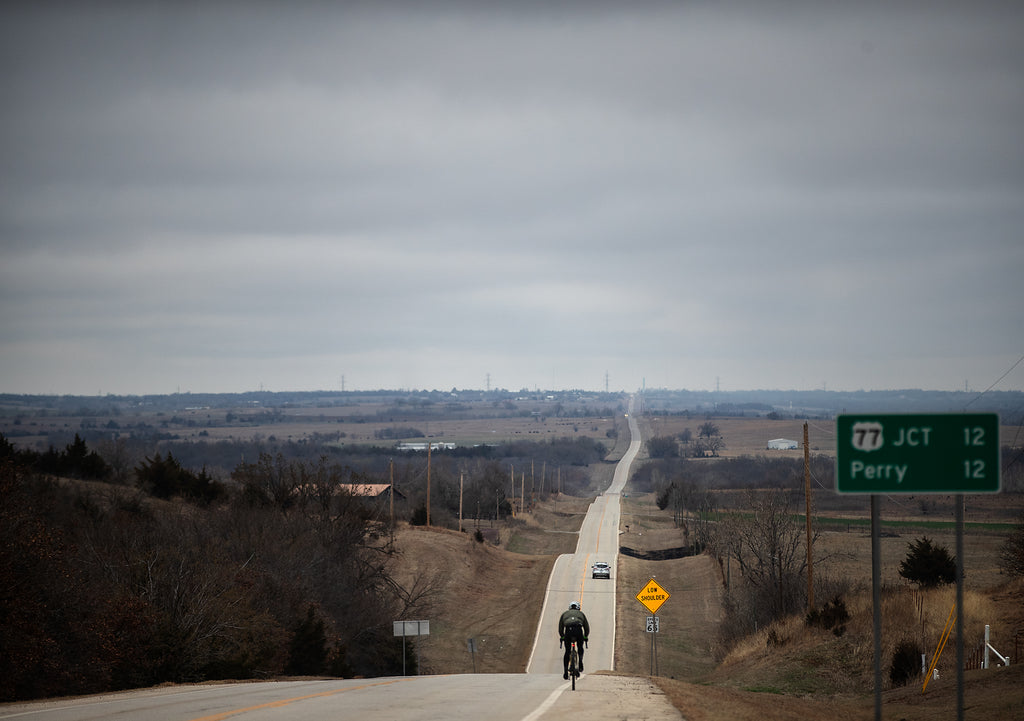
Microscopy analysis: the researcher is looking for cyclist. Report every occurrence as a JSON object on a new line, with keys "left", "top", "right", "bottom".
{"left": 558, "top": 601, "right": 590, "bottom": 679}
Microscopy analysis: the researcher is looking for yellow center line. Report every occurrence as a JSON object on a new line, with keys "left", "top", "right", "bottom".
{"left": 579, "top": 555, "right": 589, "bottom": 599}
{"left": 595, "top": 496, "right": 608, "bottom": 555}
{"left": 578, "top": 497, "right": 610, "bottom": 602}
{"left": 188, "top": 678, "right": 407, "bottom": 721}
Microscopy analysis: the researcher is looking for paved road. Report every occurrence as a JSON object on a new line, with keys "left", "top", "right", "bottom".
{"left": 526, "top": 400, "right": 642, "bottom": 676}
{"left": 0, "top": 398, "right": 679, "bottom": 721}
{"left": 0, "top": 674, "right": 680, "bottom": 721}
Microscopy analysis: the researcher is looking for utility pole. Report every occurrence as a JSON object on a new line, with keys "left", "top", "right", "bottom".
{"left": 426, "top": 442, "right": 432, "bottom": 527}
{"left": 804, "top": 422, "right": 814, "bottom": 612}
{"left": 521, "top": 472, "right": 525, "bottom": 515}
{"left": 389, "top": 459, "right": 395, "bottom": 537}
{"left": 459, "top": 470, "right": 464, "bottom": 533}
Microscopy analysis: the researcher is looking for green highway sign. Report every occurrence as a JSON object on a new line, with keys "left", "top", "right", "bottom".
{"left": 836, "top": 413, "right": 1000, "bottom": 494}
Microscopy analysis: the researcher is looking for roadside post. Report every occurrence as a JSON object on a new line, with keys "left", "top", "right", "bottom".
{"left": 393, "top": 620, "right": 430, "bottom": 676}
{"left": 836, "top": 413, "right": 1000, "bottom": 721}
{"left": 635, "top": 578, "right": 670, "bottom": 676}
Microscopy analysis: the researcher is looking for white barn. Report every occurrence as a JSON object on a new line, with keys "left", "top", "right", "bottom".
{"left": 767, "top": 438, "right": 799, "bottom": 450}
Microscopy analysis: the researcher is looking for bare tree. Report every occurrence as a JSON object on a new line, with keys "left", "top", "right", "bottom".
{"left": 719, "top": 489, "right": 811, "bottom": 630}
{"left": 698, "top": 421, "right": 720, "bottom": 439}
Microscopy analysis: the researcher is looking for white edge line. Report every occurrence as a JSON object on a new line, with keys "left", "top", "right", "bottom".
{"left": 519, "top": 682, "right": 570, "bottom": 721}
{"left": 525, "top": 554, "right": 563, "bottom": 674}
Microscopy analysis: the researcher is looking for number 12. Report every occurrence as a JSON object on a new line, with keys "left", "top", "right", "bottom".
{"left": 964, "top": 460, "right": 985, "bottom": 479}
{"left": 964, "top": 427, "right": 985, "bottom": 446}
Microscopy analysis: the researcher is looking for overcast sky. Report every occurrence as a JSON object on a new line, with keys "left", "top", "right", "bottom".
{"left": 2, "top": 2, "right": 1023, "bottom": 395}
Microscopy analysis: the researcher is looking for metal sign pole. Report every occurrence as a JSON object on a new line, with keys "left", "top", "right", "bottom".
{"left": 394, "top": 620, "right": 429, "bottom": 676}
{"left": 650, "top": 627, "right": 655, "bottom": 676}
{"left": 871, "top": 495, "right": 881, "bottom": 721}
{"left": 955, "top": 494, "right": 965, "bottom": 721}
{"left": 653, "top": 625, "right": 659, "bottom": 677}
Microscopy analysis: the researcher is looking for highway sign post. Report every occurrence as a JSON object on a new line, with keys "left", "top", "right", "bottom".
{"left": 636, "top": 579, "right": 669, "bottom": 675}
{"left": 393, "top": 620, "right": 429, "bottom": 676}
{"left": 836, "top": 413, "right": 1001, "bottom": 721}
{"left": 635, "top": 578, "right": 670, "bottom": 614}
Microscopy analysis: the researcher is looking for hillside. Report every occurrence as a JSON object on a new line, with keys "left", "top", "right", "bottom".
{"left": 390, "top": 485, "right": 1024, "bottom": 720}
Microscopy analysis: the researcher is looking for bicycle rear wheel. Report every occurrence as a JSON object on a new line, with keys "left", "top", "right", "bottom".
{"left": 570, "top": 645, "right": 579, "bottom": 690}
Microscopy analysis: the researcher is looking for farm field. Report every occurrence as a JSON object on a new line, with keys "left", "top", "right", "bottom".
{"left": 0, "top": 396, "right": 625, "bottom": 450}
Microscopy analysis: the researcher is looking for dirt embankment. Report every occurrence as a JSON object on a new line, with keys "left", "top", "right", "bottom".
{"left": 389, "top": 524, "right": 555, "bottom": 675}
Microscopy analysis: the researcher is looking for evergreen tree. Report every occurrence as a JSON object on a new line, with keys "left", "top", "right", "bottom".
{"left": 898, "top": 536, "right": 956, "bottom": 588}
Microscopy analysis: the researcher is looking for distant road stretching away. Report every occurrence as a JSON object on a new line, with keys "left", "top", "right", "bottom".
{"left": 527, "top": 395, "right": 642, "bottom": 675}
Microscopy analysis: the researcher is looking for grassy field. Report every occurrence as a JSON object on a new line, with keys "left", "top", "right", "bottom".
{"left": 0, "top": 399, "right": 626, "bottom": 450}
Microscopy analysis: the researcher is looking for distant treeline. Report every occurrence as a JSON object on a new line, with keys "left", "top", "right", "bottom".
{"left": 5, "top": 386, "right": 1022, "bottom": 421}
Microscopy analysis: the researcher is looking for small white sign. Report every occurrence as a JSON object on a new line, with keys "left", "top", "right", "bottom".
{"left": 393, "top": 620, "right": 430, "bottom": 637}
{"left": 646, "top": 616, "right": 660, "bottom": 633}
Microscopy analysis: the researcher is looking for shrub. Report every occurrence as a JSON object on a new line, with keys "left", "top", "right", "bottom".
{"left": 766, "top": 628, "right": 787, "bottom": 647}
{"left": 890, "top": 639, "right": 922, "bottom": 687}
{"left": 286, "top": 606, "right": 328, "bottom": 676}
{"left": 646, "top": 436, "right": 679, "bottom": 459}
{"left": 806, "top": 595, "right": 850, "bottom": 637}
{"left": 410, "top": 505, "right": 428, "bottom": 526}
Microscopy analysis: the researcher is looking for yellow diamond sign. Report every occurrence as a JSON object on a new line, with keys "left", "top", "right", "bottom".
{"left": 635, "top": 578, "right": 670, "bottom": 614}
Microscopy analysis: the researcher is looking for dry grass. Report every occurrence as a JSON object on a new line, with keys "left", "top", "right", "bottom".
{"left": 713, "top": 585, "right": 1003, "bottom": 690}
{"left": 388, "top": 524, "right": 556, "bottom": 675}
{"left": 393, "top": 480, "right": 1024, "bottom": 720}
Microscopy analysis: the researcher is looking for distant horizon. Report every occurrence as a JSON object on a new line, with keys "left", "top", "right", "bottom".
{"left": 4, "top": 384, "right": 1022, "bottom": 398}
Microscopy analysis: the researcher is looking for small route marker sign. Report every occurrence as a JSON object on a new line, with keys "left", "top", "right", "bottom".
{"left": 836, "top": 413, "right": 1000, "bottom": 494}
{"left": 635, "top": 578, "right": 670, "bottom": 614}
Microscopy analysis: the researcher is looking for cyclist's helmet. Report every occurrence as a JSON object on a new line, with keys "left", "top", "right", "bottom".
{"left": 569, "top": 602, "right": 580, "bottom": 610}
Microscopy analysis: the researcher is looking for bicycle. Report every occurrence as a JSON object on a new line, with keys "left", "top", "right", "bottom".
{"left": 562, "top": 638, "right": 584, "bottom": 689}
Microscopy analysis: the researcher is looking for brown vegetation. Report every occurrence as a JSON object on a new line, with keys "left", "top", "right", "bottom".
{"left": 3, "top": 398, "right": 1023, "bottom": 719}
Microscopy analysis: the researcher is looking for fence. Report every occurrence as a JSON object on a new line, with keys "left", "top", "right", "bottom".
{"left": 965, "top": 625, "right": 1011, "bottom": 671}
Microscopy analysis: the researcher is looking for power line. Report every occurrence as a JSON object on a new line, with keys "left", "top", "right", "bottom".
{"left": 964, "top": 351, "right": 1024, "bottom": 408}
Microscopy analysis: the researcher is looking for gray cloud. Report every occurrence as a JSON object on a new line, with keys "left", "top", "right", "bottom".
{"left": 2, "top": 2, "right": 1022, "bottom": 394}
